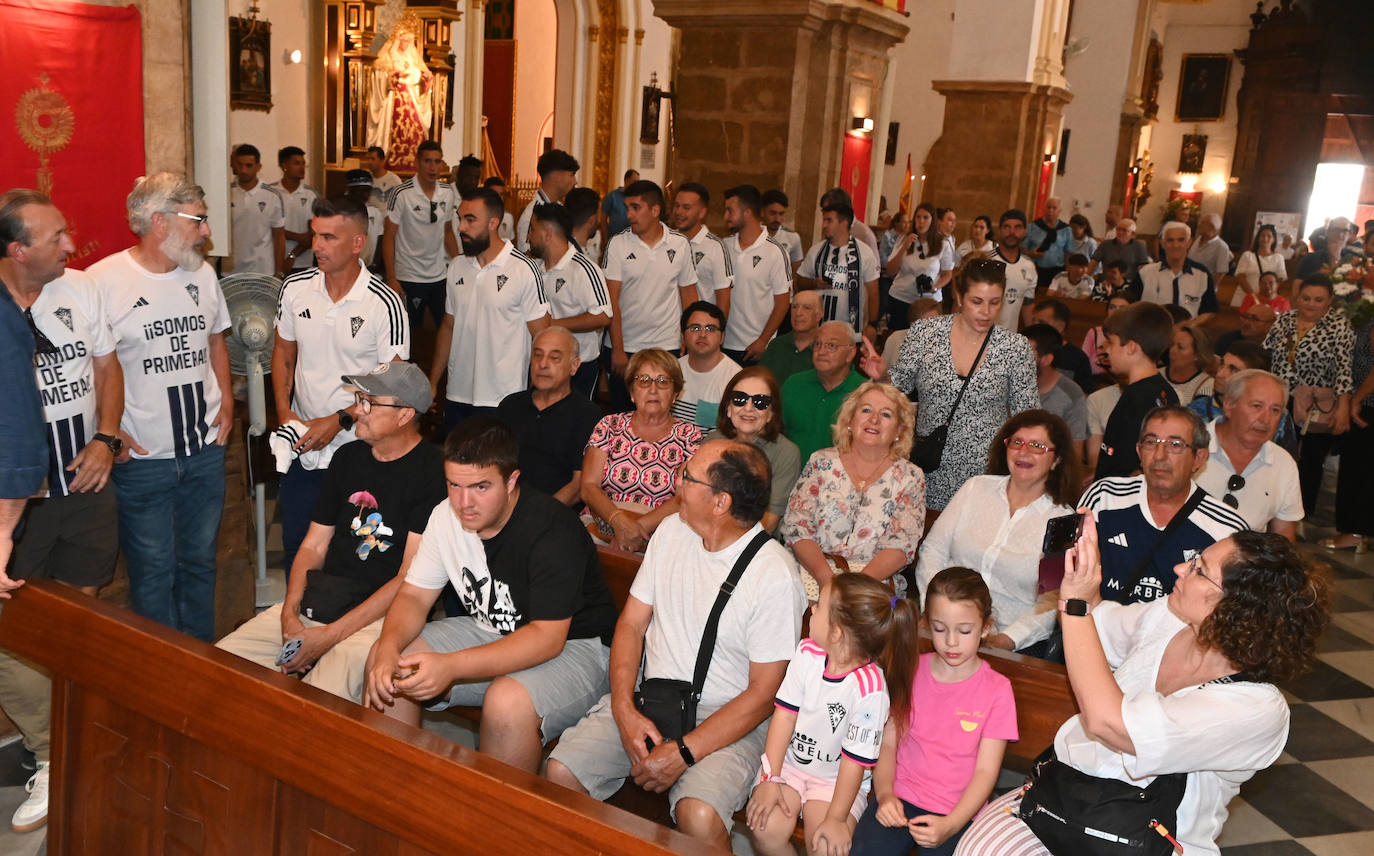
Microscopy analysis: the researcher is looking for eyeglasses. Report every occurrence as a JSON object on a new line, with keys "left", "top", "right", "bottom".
{"left": 685, "top": 324, "right": 722, "bottom": 334}
{"left": 632, "top": 374, "right": 673, "bottom": 389}
{"left": 175, "top": 211, "right": 210, "bottom": 226}
{"left": 1222, "top": 474, "right": 1245, "bottom": 509}
{"left": 429, "top": 201, "right": 438, "bottom": 223}
{"left": 1186, "top": 553, "right": 1224, "bottom": 591}
{"left": 729, "top": 391, "right": 772, "bottom": 410}
{"left": 353, "top": 392, "right": 410, "bottom": 413}
{"left": 24, "top": 308, "right": 59, "bottom": 357}
{"left": 677, "top": 464, "right": 716, "bottom": 492}
{"left": 1004, "top": 437, "right": 1055, "bottom": 455}
{"left": 1138, "top": 435, "right": 1194, "bottom": 456}
{"left": 813, "top": 340, "right": 853, "bottom": 353}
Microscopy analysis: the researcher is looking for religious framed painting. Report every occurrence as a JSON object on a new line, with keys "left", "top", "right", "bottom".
{"left": 1175, "top": 54, "right": 1229, "bottom": 122}
{"left": 230, "top": 16, "right": 273, "bottom": 112}
{"left": 1178, "top": 134, "right": 1207, "bottom": 174}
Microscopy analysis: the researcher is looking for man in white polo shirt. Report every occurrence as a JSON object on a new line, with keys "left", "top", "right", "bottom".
{"left": 526, "top": 201, "right": 611, "bottom": 399}
{"left": 364, "top": 145, "right": 402, "bottom": 200}
{"left": 989, "top": 208, "right": 1039, "bottom": 331}
{"left": 722, "top": 184, "right": 791, "bottom": 365}
{"left": 229, "top": 143, "right": 285, "bottom": 275}
{"left": 516, "top": 149, "right": 579, "bottom": 253}
{"left": 1135, "top": 220, "right": 1219, "bottom": 326}
{"left": 268, "top": 146, "right": 319, "bottom": 274}
{"left": 603, "top": 179, "right": 699, "bottom": 410}
{"left": 761, "top": 189, "right": 804, "bottom": 275}
{"left": 383, "top": 140, "right": 460, "bottom": 332}
{"left": 1196, "top": 369, "right": 1301, "bottom": 540}
{"left": 671, "top": 182, "right": 733, "bottom": 307}
{"left": 797, "top": 201, "right": 878, "bottom": 336}
{"left": 274, "top": 195, "right": 409, "bottom": 575}
{"left": 431, "top": 187, "right": 551, "bottom": 431}
{"left": 88, "top": 173, "right": 232, "bottom": 642}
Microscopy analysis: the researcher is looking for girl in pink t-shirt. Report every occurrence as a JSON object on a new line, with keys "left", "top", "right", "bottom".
{"left": 746, "top": 575, "right": 921, "bottom": 856}
{"left": 851, "top": 568, "right": 1018, "bottom": 856}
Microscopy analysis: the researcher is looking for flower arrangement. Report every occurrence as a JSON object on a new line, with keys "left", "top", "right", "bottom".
{"left": 1160, "top": 196, "right": 1199, "bottom": 231}
{"left": 1332, "top": 258, "right": 1374, "bottom": 329}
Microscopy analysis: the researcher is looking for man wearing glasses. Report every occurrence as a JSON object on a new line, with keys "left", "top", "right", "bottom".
{"left": 1080, "top": 406, "right": 1247, "bottom": 604}
{"left": 674, "top": 302, "right": 740, "bottom": 429}
{"left": 88, "top": 173, "right": 233, "bottom": 642}
{"left": 382, "top": 140, "right": 460, "bottom": 332}
{"left": 218, "top": 361, "right": 444, "bottom": 703}
{"left": 781, "top": 320, "right": 864, "bottom": 464}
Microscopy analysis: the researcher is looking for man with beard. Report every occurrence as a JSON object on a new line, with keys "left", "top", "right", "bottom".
{"left": 526, "top": 202, "right": 611, "bottom": 399}
{"left": 88, "top": 173, "right": 233, "bottom": 641}
{"left": 229, "top": 143, "right": 285, "bottom": 275}
{"left": 721, "top": 185, "right": 791, "bottom": 364}
{"left": 671, "top": 183, "right": 732, "bottom": 308}
{"left": 517, "top": 149, "right": 580, "bottom": 253}
{"left": 988, "top": 209, "right": 1038, "bottom": 330}
{"left": 430, "top": 187, "right": 550, "bottom": 432}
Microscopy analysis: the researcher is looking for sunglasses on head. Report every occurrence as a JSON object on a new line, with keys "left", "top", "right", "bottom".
{"left": 729, "top": 391, "right": 772, "bottom": 410}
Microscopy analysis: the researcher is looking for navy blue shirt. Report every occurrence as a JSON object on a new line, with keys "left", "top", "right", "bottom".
{"left": 0, "top": 281, "right": 48, "bottom": 499}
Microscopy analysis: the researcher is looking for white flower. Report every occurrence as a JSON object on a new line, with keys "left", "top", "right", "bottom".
{"left": 1361, "top": 293, "right": 1374, "bottom": 304}
{"left": 1335, "top": 264, "right": 1353, "bottom": 276}
{"left": 1334, "top": 282, "right": 1358, "bottom": 297}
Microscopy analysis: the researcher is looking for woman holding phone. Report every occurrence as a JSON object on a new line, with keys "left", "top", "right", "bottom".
{"left": 915, "top": 411, "right": 1080, "bottom": 657}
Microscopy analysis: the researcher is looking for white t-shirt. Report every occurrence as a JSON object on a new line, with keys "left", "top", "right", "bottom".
{"left": 603, "top": 227, "right": 699, "bottom": 353}
{"left": 386, "top": 179, "right": 459, "bottom": 282}
{"left": 515, "top": 188, "right": 552, "bottom": 254}
{"left": 775, "top": 638, "right": 889, "bottom": 786}
{"left": 1048, "top": 271, "right": 1093, "bottom": 299}
{"left": 631, "top": 514, "right": 805, "bottom": 712}
{"left": 371, "top": 171, "right": 403, "bottom": 198}
{"left": 275, "top": 261, "right": 409, "bottom": 463}
{"left": 991, "top": 246, "right": 1037, "bottom": 331}
{"left": 542, "top": 245, "right": 612, "bottom": 364}
{"left": 268, "top": 181, "right": 319, "bottom": 269}
{"left": 499, "top": 211, "right": 516, "bottom": 243}
{"left": 799, "top": 238, "right": 879, "bottom": 329}
{"left": 1196, "top": 420, "right": 1303, "bottom": 531}
{"left": 1087, "top": 384, "right": 1123, "bottom": 436}
{"left": 443, "top": 241, "right": 550, "bottom": 406}
{"left": 723, "top": 230, "right": 792, "bottom": 351}
{"left": 229, "top": 181, "right": 284, "bottom": 275}
{"left": 955, "top": 238, "right": 995, "bottom": 261}
{"left": 31, "top": 270, "right": 116, "bottom": 496}
{"left": 363, "top": 203, "right": 385, "bottom": 268}
{"left": 887, "top": 237, "right": 952, "bottom": 303}
{"left": 769, "top": 226, "right": 804, "bottom": 265}
{"left": 673, "top": 353, "right": 742, "bottom": 429}
{"left": 407, "top": 500, "right": 517, "bottom": 633}
{"left": 685, "top": 225, "right": 734, "bottom": 304}
{"left": 91, "top": 250, "right": 230, "bottom": 459}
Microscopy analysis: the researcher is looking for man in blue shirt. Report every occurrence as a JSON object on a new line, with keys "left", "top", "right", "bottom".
{"left": 599, "top": 169, "right": 638, "bottom": 248}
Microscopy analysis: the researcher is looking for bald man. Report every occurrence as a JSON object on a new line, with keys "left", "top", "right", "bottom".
{"left": 759, "top": 290, "right": 822, "bottom": 385}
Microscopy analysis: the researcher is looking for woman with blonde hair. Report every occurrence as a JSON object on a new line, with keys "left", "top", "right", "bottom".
{"left": 1166, "top": 324, "right": 1217, "bottom": 404}
{"left": 782, "top": 382, "right": 926, "bottom": 601}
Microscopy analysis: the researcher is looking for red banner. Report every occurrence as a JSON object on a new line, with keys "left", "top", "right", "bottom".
{"left": 840, "top": 134, "right": 872, "bottom": 222}
{"left": 0, "top": 0, "right": 144, "bottom": 270}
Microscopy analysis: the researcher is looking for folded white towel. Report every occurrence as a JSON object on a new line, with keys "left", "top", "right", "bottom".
{"left": 268, "top": 420, "right": 340, "bottom": 473}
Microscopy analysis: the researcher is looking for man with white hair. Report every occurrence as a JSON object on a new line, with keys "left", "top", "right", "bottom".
{"left": 1187, "top": 213, "right": 1232, "bottom": 280}
{"left": 1195, "top": 369, "right": 1302, "bottom": 540}
{"left": 87, "top": 173, "right": 233, "bottom": 641}
{"left": 1089, "top": 217, "right": 1151, "bottom": 281}
{"left": 780, "top": 320, "right": 864, "bottom": 464}
{"left": 1133, "top": 220, "right": 1219, "bottom": 325}
{"left": 1025, "top": 197, "right": 1072, "bottom": 290}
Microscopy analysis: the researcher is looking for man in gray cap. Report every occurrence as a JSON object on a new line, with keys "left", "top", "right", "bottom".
{"left": 216, "top": 360, "right": 445, "bottom": 704}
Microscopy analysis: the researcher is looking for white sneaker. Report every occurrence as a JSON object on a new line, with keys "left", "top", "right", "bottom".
{"left": 11, "top": 762, "right": 48, "bottom": 832}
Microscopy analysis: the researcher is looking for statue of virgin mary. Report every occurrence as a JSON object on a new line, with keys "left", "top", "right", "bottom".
{"left": 367, "top": 16, "right": 433, "bottom": 171}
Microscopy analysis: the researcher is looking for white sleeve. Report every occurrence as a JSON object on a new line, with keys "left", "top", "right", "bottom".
{"left": 603, "top": 235, "right": 623, "bottom": 282}
{"left": 269, "top": 193, "right": 286, "bottom": 229}
{"left": 675, "top": 237, "right": 698, "bottom": 288}
{"left": 79, "top": 276, "right": 116, "bottom": 357}
{"left": 1091, "top": 600, "right": 1155, "bottom": 668}
{"left": 787, "top": 234, "right": 803, "bottom": 264}
{"left": 275, "top": 285, "right": 297, "bottom": 341}
{"left": 743, "top": 552, "right": 805, "bottom": 664}
{"left": 444, "top": 260, "right": 462, "bottom": 316}
{"left": 1274, "top": 455, "right": 1306, "bottom": 522}
{"left": 521, "top": 266, "right": 550, "bottom": 322}
{"left": 939, "top": 238, "right": 956, "bottom": 272}
{"left": 207, "top": 277, "right": 231, "bottom": 333}
{"left": 628, "top": 516, "right": 671, "bottom": 606}
{"left": 1121, "top": 683, "right": 1288, "bottom": 778}
{"left": 914, "top": 484, "right": 962, "bottom": 601}
{"left": 774, "top": 644, "right": 808, "bottom": 708}
{"left": 860, "top": 244, "right": 879, "bottom": 282}
{"left": 1235, "top": 252, "right": 1258, "bottom": 279}
{"left": 405, "top": 505, "right": 457, "bottom": 590}
{"left": 841, "top": 686, "right": 889, "bottom": 766}
{"left": 798, "top": 243, "right": 820, "bottom": 279}
{"left": 770, "top": 248, "right": 791, "bottom": 295}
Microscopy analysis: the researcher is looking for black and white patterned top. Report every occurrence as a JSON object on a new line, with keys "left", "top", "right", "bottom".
{"left": 889, "top": 314, "right": 1040, "bottom": 509}
{"left": 1262, "top": 308, "right": 1354, "bottom": 395}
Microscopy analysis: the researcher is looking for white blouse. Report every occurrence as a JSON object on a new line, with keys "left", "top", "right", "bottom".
{"left": 955, "top": 239, "right": 995, "bottom": 261}
{"left": 887, "top": 237, "right": 954, "bottom": 303}
{"left": 1234, "top": 250, "right": 1287, "bottom": 287}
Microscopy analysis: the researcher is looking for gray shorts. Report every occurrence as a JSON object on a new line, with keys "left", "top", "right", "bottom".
{"left": 548, "top": 693, "right": 768, "bottom": 829}
{"left": 418, "top": 617, "right": 610, "bottom": 742}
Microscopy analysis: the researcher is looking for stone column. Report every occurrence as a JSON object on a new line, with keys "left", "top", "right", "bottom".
{"left": 652, "top": 0, "right": 908, "bottom": 244}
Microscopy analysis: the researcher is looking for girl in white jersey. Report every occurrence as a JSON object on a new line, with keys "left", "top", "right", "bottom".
{"left": 747, "top": 575, "right": 921, "bottom": 856}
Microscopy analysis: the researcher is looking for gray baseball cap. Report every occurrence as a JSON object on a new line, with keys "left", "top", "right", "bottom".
{"left": 341, "top": 361, "right": 433, "bottom": 412}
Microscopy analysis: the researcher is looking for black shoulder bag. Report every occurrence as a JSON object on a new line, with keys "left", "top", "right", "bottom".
{"left": 910, "top": 327, "right": 992, "bottom": 473}
{"left": 633, "top": 530, "right": 772, "bottom": 741}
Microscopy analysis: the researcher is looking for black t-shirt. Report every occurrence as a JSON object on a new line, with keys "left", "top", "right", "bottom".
{"left": 495, "top": 389, "right": 603, "bottom": 498}
{"left": 463, "top": 488, "right": 617, "bottom": 644}
{"left": 1095, "top": 374, "right": 1178, "bottom": 479}
{"left": 1053, "top": 342, "right": 1095, "bottom": 391}
{"left": 300, "top": 438, "right": 445, "bottom": 623}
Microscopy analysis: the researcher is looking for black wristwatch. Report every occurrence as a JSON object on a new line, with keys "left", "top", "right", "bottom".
{"left": 337, "top": 409, "right": 355, "bottom": 430}
{"left": 1059, "top": 598, "right": 1092, "bottom": 617}
{"left": 676, "top": 738, "right": 696, "bottom": 767}
{"left": 92, "top": 433, "right": 123, "bottom": 455}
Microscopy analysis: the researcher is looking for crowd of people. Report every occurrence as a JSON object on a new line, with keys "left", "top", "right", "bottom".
{"left": 2, "top": 152, "right": 1363, "bottom": 853}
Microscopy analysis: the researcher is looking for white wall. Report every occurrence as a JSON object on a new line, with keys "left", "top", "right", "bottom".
{"left": 513, "top": 0, "right": 558, "bottom": 181}
{"left": 226, "top": 0, "right": 311, "bottom": 182}
{"left": 947, "top": 0, "right": 1038, "bottom": 82}
{"left": 879, "top": 0, "right": 953, "bottom": 210}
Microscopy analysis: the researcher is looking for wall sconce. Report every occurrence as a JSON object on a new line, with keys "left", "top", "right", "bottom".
{"left": 851, "top": 116, "right": 874, "bottom": 133}
{"left": 284, "top": 48, "right": 302, "bottom": 64}
{"left": 1043, "top": 153, "right": 1058, "bottom": 164}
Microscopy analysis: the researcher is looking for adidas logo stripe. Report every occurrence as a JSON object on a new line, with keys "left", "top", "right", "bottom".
{"left": 1107, "top": 533, "right": 1129, "bottom": 548}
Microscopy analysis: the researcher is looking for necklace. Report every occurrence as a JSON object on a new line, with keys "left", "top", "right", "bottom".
{"left": 846, "top": 453, "right": 890, "bottom": 489}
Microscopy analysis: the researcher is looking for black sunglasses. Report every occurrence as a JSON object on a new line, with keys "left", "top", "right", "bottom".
{"left": 429, "top": 200, "right": 438, "bottom": 224}
{"left": 729, "top": 391, "right": 773, "bottom": 410}
{"left": 25, "top": 308, "right": 59, "bottom": 358}
{"left": 1222, "top": 474, "right": 1245, "bottom": 509}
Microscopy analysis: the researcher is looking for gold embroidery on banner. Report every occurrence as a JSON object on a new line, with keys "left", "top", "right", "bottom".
{"left": 593, "top": 0, "right": 618, "bottom": 193}
{"left": 15, "top": 74, "right": 75, "bottom": 195}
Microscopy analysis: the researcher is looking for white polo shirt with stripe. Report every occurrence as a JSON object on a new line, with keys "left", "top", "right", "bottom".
{"left": 30, "top": 270, "right": 116, "bottom": 496}
{"left": 229, "top": 180, "right": 284, "bottom": 275}
{"left": 276, "top": 261, "right": 409, "bottom": 465}
{"left": 90, "top": 250, "right": 230, "bottom": 460}
{"left": 268, "top": 180, "right": 319, "bottom": 269}
{"left": 386, "top": 179, "right": 459, "bottom": 282}
{"left": 363, "top": 203, "right": 385, "bottom": 268}
{"left": 684, "top": 225, "right": 734, "bottom": 304}
{"left": 372, "top": 171, "right": 403, "bottom": 198}
{"left": 990, "top": 246, "right": 1038, "bottom": 331}
{"left": 603, "top": 227, "right": 699, "bottom": 353}
{"left": 769, "top": 226, "right": 805, "bottom": 266}
{"left": 444, "top": 241, "right": 550, "bottom": 406}
{"left": 515, "top": 188, "right": 552, "bottom": 253}
{"left": 723, "top": 230, "right": 792, "bottom": 351}
{"left": 543, "top": 245, "right": 612, "bottom": 363}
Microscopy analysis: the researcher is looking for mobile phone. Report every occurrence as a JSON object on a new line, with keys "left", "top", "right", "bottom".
{"left": 275, "top": 637, "right": 303, "bottom": 667}
{"left": 1042, "top": 512, "right": 1086, "bottom": 557}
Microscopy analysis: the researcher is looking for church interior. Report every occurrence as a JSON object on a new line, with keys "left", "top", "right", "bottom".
{"left": 3, "top": 0, "right": 1374, "bottom": 853}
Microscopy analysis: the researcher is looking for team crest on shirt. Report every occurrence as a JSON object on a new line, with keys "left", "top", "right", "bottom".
{"left": 350, "top": 316, "right": 364, "bottom": 337}
{"left": 555, "top": 277, "right": 567, "bottom": 293}
{"left": 496, "top": 274, "right": 508, "bottom": 292}
{"left": 299, "top": 198, "right": 309, "bottom": 207}
{"left": 827, "top": 703, "right": 847, "bottom": 732}
{"left": 666, "top": 249, "right": 677, "bottom": 263}
{"left": 694, "top": 251, "right": 704, "bottom": 266}
{"left": 185, "top": 283, "right": 200, "bottom": 305}
{"left": 53, "top": 307, "right": 73, "bottom": 332}
{"left": 752, "top": 255, "right": 762, "bottom": 268}
{"left": 258, "top": 201, "right": 267, "bottom": 212}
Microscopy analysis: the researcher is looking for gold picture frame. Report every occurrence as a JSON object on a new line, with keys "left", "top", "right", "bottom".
{"left": 1175, "top": 54, "right": 1229, "bottom": 122}
{"left": 230, "top": 16, "right": 273, "bottom": 113}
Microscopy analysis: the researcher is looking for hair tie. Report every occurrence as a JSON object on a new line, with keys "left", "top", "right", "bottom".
{"left": 890, "top": 595, "right": 899, "bottom": 609}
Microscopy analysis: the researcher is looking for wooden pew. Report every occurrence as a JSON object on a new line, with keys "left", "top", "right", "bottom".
{"left": 0, "top": 581, "right": 719, "bottom": 855}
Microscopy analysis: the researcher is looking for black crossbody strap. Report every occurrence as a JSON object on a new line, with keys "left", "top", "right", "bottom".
{"left": 940, "top": 327, "right": 993, "bottom": 429}
{"left": 691, "top": 530, "right": 773, "bottom": 699}
{"left": 1125, "top": 487, "right": 1206, "bottom": 596}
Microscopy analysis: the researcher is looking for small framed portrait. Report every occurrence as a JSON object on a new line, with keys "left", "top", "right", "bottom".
{"left": 1178, "top": 134, "right": 1207, "bottom": 174}
{"left": 1176, "top": 54, "right": 1230, "bottom": 122}
{"left": 230, "top": 17, "right": 272, "bottom": 112}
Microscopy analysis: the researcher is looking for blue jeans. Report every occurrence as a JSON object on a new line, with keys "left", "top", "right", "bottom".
{"left": 112, "top": 445, "right": 226, "bottom": 641}
{"left": 279, "top": 459, "right": 328, "bottom": 576}
{"left": 851, "top": 796, "right": 968, "bottom": 856}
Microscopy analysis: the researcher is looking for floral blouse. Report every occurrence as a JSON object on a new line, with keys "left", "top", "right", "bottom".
{"left": 1262, "top": 308, "right": 1354, "bottom": 395}
{"left": 781, "top": 448, "right": 926, "bottom": 569}
{"left": 588, "top": 412, "right": 703, "bottom": 508}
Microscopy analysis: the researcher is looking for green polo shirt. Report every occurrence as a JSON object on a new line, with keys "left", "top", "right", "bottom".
{"left": 759, "top": 333, "right": 815, "bottom": 386}
{"left": 782, "top": 368, "right": 864, "bottom": 465}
